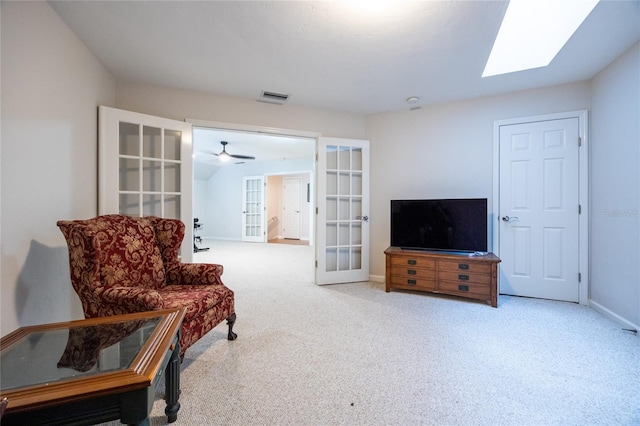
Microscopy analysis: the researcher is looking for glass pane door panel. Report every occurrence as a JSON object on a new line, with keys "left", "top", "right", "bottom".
{"left": 164, "top": 162, "right": 180, "bottom": 192}
{"left": 351, "top": 248, "right": 362, "bottom": 269}
{"left": 352, "top": 148, "right": 362, "bottom": 171}
{"left": 326, "top": 172, "right": 338, "bottom": 196}
{"left": 142, "top": 160, "right": 161, "bottom": 192}
{"left": 143, "top": 194, "right": 162, "bottom": 216}
{"left": 327, "top": 198, "right": 337, "bottom": 221}
{"left": 338, "top": 198, "right": 350, "bottom": 220}
{"left": 326, "top": 146, "right": 338, "bottom": 169}
{"left": 326, "top": 224, "right": 337, "bottom": 246}
{"left": 338, "top": 147, "right": 351, "bottom": 171}
{"left": 351, "top": 224, "right": 362, "bottom": 245}
{"left": 338, "top": 223, "right": 350, "bottom": 246}
{"left": 326, "top": 249, "right": 337, "bottom": 272}
{"left": 338, "top": 248, "right": 350, "bottom": 270}
{"left": 352, "top": 173, "right": 362, "bottom": 196}
{"left": 339, "top": 173, "right": 350, "bottom": 196}
{"left": 119, "top": 122, "right": 139, "bottom": 156}
{"left": 352, "top": 199, "right": 362, "bottom": 220}
{"left": 119, "top": 194, "right": 139, "bottom": 216}
{"left": 164, "top": 130, "right": 181, "bottom": 161}
{"left": 119, "top": 158, "right": 140, "bottom": 191}
{"left": 163, "top": 195, "right": 180, "bottom": 219}
{"left": 143, "top": 126, "right": 162, "bottom": 158}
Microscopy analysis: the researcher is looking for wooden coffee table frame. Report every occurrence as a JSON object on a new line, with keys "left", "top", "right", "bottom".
{"left": 0, "top": 308, "right": 186, "bottom": 426}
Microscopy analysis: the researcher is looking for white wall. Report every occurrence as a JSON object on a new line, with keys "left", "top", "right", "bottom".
{"left": 589, "top": 42, "right": 640, "bottom": 328}
{"left": 1, "top": 1, "right": 116, "bottom": 336}
{"left": 202, "top": 157, "right": 313, "bottom": 240}
{"left": 365, "top": 82, "right": 591, "bottom": 279}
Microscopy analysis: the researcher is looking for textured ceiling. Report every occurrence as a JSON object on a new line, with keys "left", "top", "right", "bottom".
{"left": 50, "top": 0, "right": 640, "bottom": 115}
{"left": 48, "top": 1, "right": 640, "bottom": 179}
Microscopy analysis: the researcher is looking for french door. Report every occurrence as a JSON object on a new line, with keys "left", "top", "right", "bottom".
{"left": 316, "top": 137, "right": 370, "bottom": 285}
{"left": 498, "top": 117, "right": 580, "bottom": 302}
{"left": 242, "top": 176, "right": 265, "bottom": 242}
{"left": 98, "top": 106, "right": 193, "bottom": 261}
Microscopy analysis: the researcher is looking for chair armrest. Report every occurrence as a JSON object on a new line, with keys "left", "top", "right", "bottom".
{"left": 100, "top": 286, "right": 165, "bottom": 311}
{"left": 165, "top": 263, "right": 225, "bottom": 286}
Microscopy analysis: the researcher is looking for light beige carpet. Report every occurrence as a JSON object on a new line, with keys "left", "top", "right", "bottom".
{"left": 103, "top": 240, "right": 640, "bottom": 426}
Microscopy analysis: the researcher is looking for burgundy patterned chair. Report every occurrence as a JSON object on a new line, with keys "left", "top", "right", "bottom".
{"left": 57, "top": 214, "right": 236, "bottom": 357}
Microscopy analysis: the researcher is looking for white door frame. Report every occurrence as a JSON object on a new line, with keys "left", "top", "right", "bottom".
{"left": 492, "top": 110, "right": 589, "bottom": 305}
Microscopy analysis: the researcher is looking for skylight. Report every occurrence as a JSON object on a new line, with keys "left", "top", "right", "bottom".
{"left": 482, "top": 0, "right": 600, "bottom": 77}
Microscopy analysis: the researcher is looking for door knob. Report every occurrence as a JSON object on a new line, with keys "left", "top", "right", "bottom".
{"left": 356, "top": 215, "right": 369, "bottom": 222}
{"left": 502, "top": 216, "right": 519, "bottom": 223}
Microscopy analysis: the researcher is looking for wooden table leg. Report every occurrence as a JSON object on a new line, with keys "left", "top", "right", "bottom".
{"left": 164, "top": 341, "right": 181, "bottom": 423}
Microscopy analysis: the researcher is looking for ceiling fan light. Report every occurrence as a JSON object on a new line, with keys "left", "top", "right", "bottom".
{"left": 219, "top": 151, "right": 231, "bottom": 161}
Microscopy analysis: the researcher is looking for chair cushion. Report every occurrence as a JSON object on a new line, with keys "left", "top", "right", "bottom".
{"left": 159, "top": 285, "right": 234, "bottom": 322}
{"left": 92, "top": 215, "right": 166, "bottom": 290}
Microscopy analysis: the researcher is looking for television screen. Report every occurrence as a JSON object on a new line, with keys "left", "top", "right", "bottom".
{"left": 390, "top": 198, "right": 488, "bottom": 253}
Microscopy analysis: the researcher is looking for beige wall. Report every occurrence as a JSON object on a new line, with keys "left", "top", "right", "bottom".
{"left": 366, "top": 82, "right": 591, "bottom": 279}
{"left": 1, "top": 1, "right": 116, "bottom": 335}
{"left": 589, "top": 42, "right": 640, "bottom": 328}
{"left": 115, "top": 82, "right": 366, "bottom": 140}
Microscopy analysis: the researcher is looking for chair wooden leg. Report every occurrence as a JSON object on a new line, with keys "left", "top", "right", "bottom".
{"left": 226, "top": 313, "right": 237, "bottom": 340}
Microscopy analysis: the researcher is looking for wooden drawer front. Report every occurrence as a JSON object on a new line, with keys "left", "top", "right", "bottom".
{"left": 438, "top": 260, "right": 491, "bottom": 274}
{"left": 391, "top": 266, "right": 436, "bottom": 280}
{"left": 390, "top": 276, "right": 436, "bottom": 290}
{"left": 390, "top": 256, "right": 436, "bottom": 269}
{"left": 438, "top": 270, "right": 491, "bottom": 285}
{"left": 438, "top": 280, "right": 491, "bottom": 298}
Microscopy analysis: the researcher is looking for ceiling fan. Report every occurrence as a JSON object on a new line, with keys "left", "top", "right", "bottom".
{"left": 214, "top": 141, "right": 255, "bottom": 162}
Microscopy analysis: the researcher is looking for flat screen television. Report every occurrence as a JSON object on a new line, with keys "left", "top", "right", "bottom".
{"left": 390, "top": 198, "right": 488, "bottom": 253}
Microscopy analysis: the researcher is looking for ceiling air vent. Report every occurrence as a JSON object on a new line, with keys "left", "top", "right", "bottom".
{"left": 259, "top": 90, "right": 290, "bottom": 105}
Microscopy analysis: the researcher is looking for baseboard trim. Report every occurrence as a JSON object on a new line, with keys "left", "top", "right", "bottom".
{"left": 589, "top": 299, "right": 640, "bottom": 332}
{"left": 369, "top": 274, "right": 385, "bottom": 283}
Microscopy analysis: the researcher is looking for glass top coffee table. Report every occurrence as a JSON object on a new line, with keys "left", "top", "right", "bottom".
{"left": 0, "top": 308, "right": 185, "bottom": 426}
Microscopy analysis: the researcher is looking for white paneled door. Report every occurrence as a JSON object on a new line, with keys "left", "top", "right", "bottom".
{"left": 316, "top": 137, "right": 370, "bottom": 285}
{"left": 242, "top": 176, "right": 265, "bottom": 242}
{"left": 99, "top": 106, "right": 193, "bottom": 262}
{"left": 499, "top": 117, "right": 580, "bottom": 302}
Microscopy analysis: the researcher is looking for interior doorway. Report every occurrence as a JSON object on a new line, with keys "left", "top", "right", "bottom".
{"left": 189, "top": 119, "right": 317, "bottom": 246}
{"left": 266, "top": 173, "right": 312, "bottom": 246}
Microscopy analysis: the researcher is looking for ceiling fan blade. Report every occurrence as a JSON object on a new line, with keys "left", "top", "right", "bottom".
{"left": 229, "top": 154, "right": 255, "bottom": 160}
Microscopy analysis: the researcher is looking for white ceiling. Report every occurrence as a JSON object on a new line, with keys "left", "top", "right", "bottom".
{"left": 48, "top": 0, "right": 640, "bottom": 178}
{"left": 192, "top": 127, "right": 315, "bottom": 179}
{"left": 49, "top": 0, "right": 640, "bottom": 115}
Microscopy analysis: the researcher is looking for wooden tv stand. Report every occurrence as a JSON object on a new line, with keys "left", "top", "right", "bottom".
{"left": 385, "top": 246, "right": 501, "bottom": 307}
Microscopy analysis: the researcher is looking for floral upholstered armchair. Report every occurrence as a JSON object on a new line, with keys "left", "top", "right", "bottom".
{"left": 57, "top": 214, "right": 237, "bottom": 357}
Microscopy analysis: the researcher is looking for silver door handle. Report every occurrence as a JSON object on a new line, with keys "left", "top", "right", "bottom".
{"left": 356, "top": 215, "right": 369, "bottom": 222}
{"left": 502, "top": 216, "right": 519, "bottom": 223}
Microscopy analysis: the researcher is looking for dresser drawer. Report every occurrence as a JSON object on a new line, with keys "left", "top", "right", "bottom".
{"left": 390, "top": 276, "right": 436, "bottom": 291}
{"left": 438, "top": 280, "right": 491, "bottom": 298}
{"left": 438, "top": 259, "right": 491, "bottom": 274}
{"left": 438, "top": 270, "right": 491, "bottom": 285}
{"left": 390, "top": 256, "right": 436, "bottom": 269}
{"left": 391, "top": 266, "right": 436, "bottom": 280}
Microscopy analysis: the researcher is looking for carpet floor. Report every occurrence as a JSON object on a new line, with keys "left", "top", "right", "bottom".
{"left": 103, "top": 240, "right": 640, "bottom": 426}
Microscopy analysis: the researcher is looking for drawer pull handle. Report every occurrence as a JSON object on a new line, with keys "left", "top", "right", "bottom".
{"left": 407, "top": 259, "right": 417, "bottom": 265}
{"left": 407, "top": 279, "right": 417, "bottom": 285}
{"left": 458, "top": 264, "right": 469, "bottom": 270}
{"left": 458, "top": 285, "right": 469, "bottom": 292}
{"left": 407, "top": 270, "right": 417, "bottom": 275}
{"left": 458, "top": 274, "right": 469, "bottom": 281}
